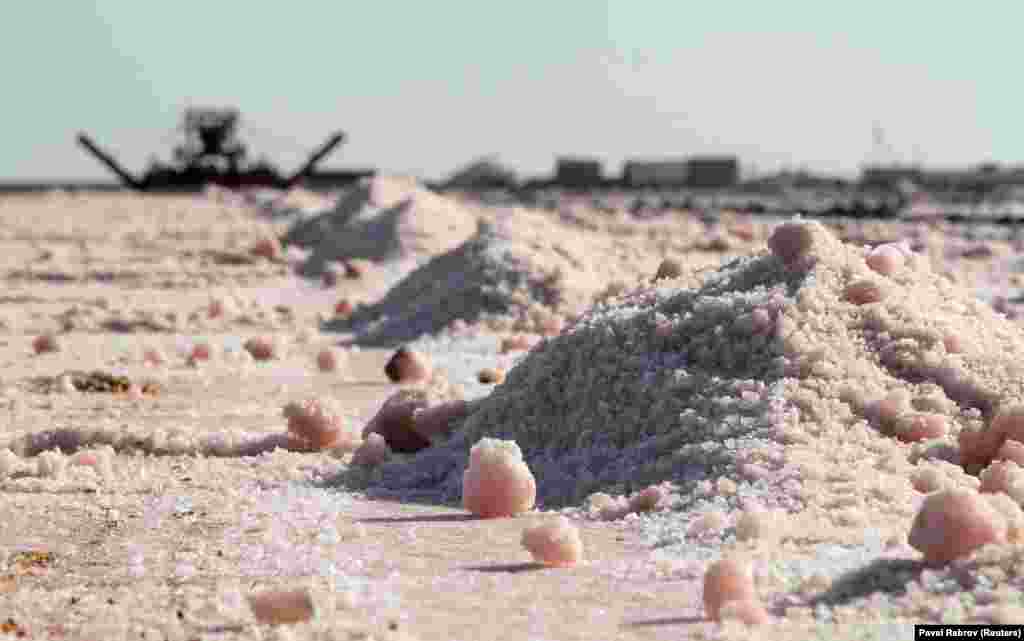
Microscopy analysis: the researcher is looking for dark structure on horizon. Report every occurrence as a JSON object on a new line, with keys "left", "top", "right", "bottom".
{"left": 75, "top": 107, "right": 363, "bottom": 192}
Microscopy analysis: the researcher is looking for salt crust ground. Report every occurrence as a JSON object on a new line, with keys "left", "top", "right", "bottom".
{"left": 0, "top": 190, "right": 1022, "bottom": 639}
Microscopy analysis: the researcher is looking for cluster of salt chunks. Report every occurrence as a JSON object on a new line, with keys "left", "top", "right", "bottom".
{"left": 28, "top": 220, "right": 1024, "bottom": 628}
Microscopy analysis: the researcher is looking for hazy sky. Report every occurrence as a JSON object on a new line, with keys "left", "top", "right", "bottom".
{"left": 4, "top": 1, "right": 1020, "bottom": 181}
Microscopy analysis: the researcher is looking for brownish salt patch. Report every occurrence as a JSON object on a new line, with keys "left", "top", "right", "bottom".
{"left": 32, "top": 334, "right": 60, "bottom": 355}
{"left": 653, "top": 257, "right": 683, "bottom": 281}
{"left": 316, "top": 348, "right": 343, "bottom": 373}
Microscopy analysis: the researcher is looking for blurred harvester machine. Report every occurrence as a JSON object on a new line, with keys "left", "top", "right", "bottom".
{"left": 75, "top": 107, "right": 349, "bottom": 192}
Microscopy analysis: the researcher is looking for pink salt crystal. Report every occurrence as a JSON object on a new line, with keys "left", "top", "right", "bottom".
{"left": 894, "top": 413, "right": 948, "bottom": 443}
{"left": 539, "top": 314, "right": 564, "bottom": 337}
{"left": 462, "top": 438, "right": 537, "bottom": 518}
{"left": 316, "top": 348, "right": 341, "bottom": 373}
{"left": 943, "top": 333, "right": 964, "bottom": 354}
{"left": 963, "top": 405, "right": 1024, "bottom": 468}
{"left": 334, "top": 299, "right": 354, "bottom": 318}
{"left": 344, "top": 258, "right": 372, "bottom": 279}
{"left": 284, "top": 399, "right": 354, "bottom": 451}
{"left": 844, "top": 279, "right": 885, "bottom": 305}
{"left": 866, "top": 244, "right": 906, "bottom": 276}
{"left": 411, "top": 399, "right": 470, "bottom": 441}
{"left": 866, "top": 395, "right": 906, "bottom": 430}
{"left": 189, "top": 342, "right": 212, "bottom": 362}
{"left": 499, "top": 335, "right": 533, "bottom": 354}
{"left": 71, "top": 452, "right": 99, "bottom": 467}
{"left": 908, "top": 488, "right": 1007, "bottom": 564}
{"left": 142, "top": 348, "right": 165, "bottom": 367}
{"left": 521, "top": 516, "right": 584, "bottom": 567}
{"left": 980, "top": 460, "right": 1024, "bottom": 495}
{"left": 728, "top": 221, "right": 757, "bottom": 243}
{"left": 767, "top": 222, "right": 815, "bottom": 264}
{"left": 361, "top": 392, "right": 431, "bottom": 453}
{"left": 384, "top": 346, "right": 432, "bottom": 384}
{"left": 32, "top": 334, "right": 60, "bottom": 354}
{"left": 351, "top": 433, "right": 392, "bottom": 467}
{"left": 125, "top": 384, "right": 144, "bottom": 401}
{"left": 207, "top": 298, "right": 226, "bottom": 319}
{"left": 247, "top": 589, "right": 314, "bottom": 625}
{"left": 654, "top": 320, "right": 674, "bottom": 338}
{"left": 996, "top": 440, "right": 1024, "bottom": 467}
{"left": 750, "top": 308, "right": 774, "bottom": 334}
{"left": 244, "top": 336, "right": 276, "bottom": 361}
{"left": 628, "top": 486, "right": 666, "bottom": 513}
{"left": 703, "top": 558, "right": 759, "bottom": 621}
{"left": 718, "top": 599, "right": 770, "bottom": 625}
{"left": 249, "top": 236, "right": 282, "bottom": 261}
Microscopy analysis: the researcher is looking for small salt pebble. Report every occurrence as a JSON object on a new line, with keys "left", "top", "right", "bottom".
{"left": 538, "top": 314, "right": 564, "bottom": 337}
{"left": 247, "top": 589, "right": 314, "bottom": 625}
{"left": 463, "top": 438, "right": 536, "bottom": 518}
{"left": 703, "top": 558, "right": 760, "bottom": 622}
{"left": 499, "top": 335, "right": 533, "bottom": 354}
{"left": 207, "top": 298, "right": 227, "bottom": 319}
{"left": 244, "top": 336, "right": 277, "bottom": 361}
{"left": 284, "top": 399, "right": 356, "bottom": 451}
{"left": 944, "top": 333, "right": 964, "bottom": 354}
{"left": 249, "top": 236, "right": 282, "bottom": 261}
{"left": 908, "top": 488, "right": 1007, "bottom": 564}
{"left": 190, "top": 342, "right": 212, "bottom": 362}
{"left": 351, "top": 433, "right": 392, "bottom": 467}
{"left": 628, "top": 485, "right": 666, "bottom": 513}
{"left": 142, "top": 348, "right": 165, "bottom": 367}
{"left": 344, "top": 258, "right": 372, "bottom": 279}
{"left": 653, "top": 258, "right": 683, "bottom": 281}
{"left": 33, "top": 334, "right": 60, "bottom": 354}
{"left": 866, "top": 243, "right": 906, "bottom": 276}
{"left": 316, "top": 348, "right": 342, "bottom": 373}
{"left": 384, "top": 346, "right": 432, "bottom": 383}
{"left": 521, "top": 516, "right": 583, "bottom": 567}
{"left": 477, "top": 367, "right": 505, "bottom": 384}
{"left": 844, "top": 279, "right": 885, "bottom": 305}
{"left": 767, "top": 222, "right": 815, "bottom": 264}
{"left": 334, "top": 299, "right": 354, "bottom": 317}
{"left": 893, "top": 413, "right": 948, "bottom": 443}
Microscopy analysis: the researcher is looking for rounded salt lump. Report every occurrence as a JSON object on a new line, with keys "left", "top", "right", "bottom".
{"left": 521, "top": 516, "right": 583, "bottom": 567}
{"left": 462, "top": 438, "right": 536, "bottom": 518}
{"left": 908, "top": 488, "right": 1007, "bottom": 564}
{"left": 767, "top": 221, "right": 816, "bottom": 264}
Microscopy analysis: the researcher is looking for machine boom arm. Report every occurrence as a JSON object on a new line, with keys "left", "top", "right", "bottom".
{"left": 75, "top": 133, "right": 143, "bottom": 190}
{"left": 285, "top": 132, "right": 346, "bottom": 188}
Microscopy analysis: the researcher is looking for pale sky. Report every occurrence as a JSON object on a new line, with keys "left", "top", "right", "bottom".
{"left": 3, "top": 1, "right": 1020, "bottom": 182}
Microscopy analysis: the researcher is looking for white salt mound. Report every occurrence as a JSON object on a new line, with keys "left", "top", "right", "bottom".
{"left": 356, "top": 220, "right": 1024, "bottom": 518}
{"left": 332, "top": 213, "right": 604, "bottom": 346}
{"left": 284, "top": 175, "right": 478, "bottom": 275}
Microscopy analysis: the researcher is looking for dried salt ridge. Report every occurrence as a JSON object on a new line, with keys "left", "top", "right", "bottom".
{"left": 359, "top": 220, "right": 1024, "bottom": 529}
{"left": 283, "top": 175, "right": 478, "bottom": 277}
{"left": 328, "top": 218, "right": 573, "bottom": 347}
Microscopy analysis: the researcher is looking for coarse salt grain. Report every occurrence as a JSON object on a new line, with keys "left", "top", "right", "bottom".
{"left": 908, "top": 488, "right": 1007, "bottom": 564}
{"left": 703, "top": 558, "right": 760, "bottom": 622}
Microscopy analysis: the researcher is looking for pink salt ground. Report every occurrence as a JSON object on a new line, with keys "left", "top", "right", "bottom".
{"left": 5, "top": 193, "right": 1024, "bottom": 639}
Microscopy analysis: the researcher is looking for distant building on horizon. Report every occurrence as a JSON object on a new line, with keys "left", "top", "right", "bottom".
{"left": 685, "top": 156, "right": 739, "bottom": 189}
{"left": 555, "top": 157, "right": 604, "bottom": 188}
{"left": 622, "top": 159, "right": 689, "bottom": 187}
